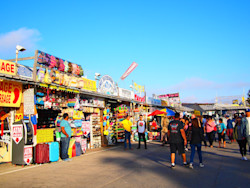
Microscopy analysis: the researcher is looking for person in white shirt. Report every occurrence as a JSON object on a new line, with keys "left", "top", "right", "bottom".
{"left": 137, "top": 115, "right": 147, "bottom": 149}
{"left": 241, "top": 110, "right": 250, "bottom": 154}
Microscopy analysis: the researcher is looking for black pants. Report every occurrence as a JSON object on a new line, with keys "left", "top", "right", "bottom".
{"left": 237, "top": 139, "right": 247, "bottom": 156}
{"left": 138, "top": 133, "right": 147, "bottom": 149}
{"left": 207, "top": 132, "right": 215, "bottom": 146}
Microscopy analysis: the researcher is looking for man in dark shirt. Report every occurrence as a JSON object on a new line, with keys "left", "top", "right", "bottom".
{"left": 168, "top": 112, "right": 188, "bottom": 168}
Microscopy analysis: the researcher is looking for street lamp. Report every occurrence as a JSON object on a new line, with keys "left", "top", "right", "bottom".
{"left": 16, "top": 45, "right": 26, "bottom": 63}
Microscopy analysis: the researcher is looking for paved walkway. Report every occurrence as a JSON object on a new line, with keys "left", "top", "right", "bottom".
{"left": 1, "top": 141, "right": 250, "bottom": 188}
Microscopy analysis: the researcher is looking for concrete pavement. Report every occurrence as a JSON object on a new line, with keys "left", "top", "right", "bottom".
{"left": 0, "top": 141, "right": 250, "bottom": 188}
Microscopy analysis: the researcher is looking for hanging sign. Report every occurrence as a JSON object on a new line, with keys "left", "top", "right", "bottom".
{"left": 0, "top": 80, "right": 22, "bottom": 107}
{"left": 23, "top": 146, "right": 33, "bottom": 165}
{"left": 134, "top": 94, "right": 145, "bottom": 103}
{"left": 134, "top": 82, "right": 144, "bottom": 93}
{"left": 80, "top": 138, "right": 87, "bottom": 153}
{"left": 23, "top": 88, "right": 35, "bottom": 115}
{"left": 15, "top": 113, "right": 23, "bottom": 122}
{"left": 119, "top": 88, "right": 134, "bottom": 99}
{"left": 12, "top": 124, "right": 23, "bottom": 144}
{"left": 36, "top": 128, "right": 54, "bottom": 144}
{"left": 82, "top": 121, "right": 91, "bottom": 135}
{"left": 98, "top": 75, "right": 118, "bottom": 96}
{"left": 81, "top": 78, "right": 96, "bottom": 92}
{"left": 0, "top": 59, "right": 16, "bottom": 76}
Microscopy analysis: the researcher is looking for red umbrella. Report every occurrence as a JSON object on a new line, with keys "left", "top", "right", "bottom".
{"left": 148, "top": 110, "right": 167, "bottom": 116}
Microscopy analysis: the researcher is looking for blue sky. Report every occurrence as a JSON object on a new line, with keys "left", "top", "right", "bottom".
{"left": 1, "top": 0, "right": 250, "bottom": 103}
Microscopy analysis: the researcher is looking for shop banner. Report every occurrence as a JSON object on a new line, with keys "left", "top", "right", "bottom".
{"left": 158, "top": 93, "right": 179, "bottom": 99}
{"left": 158, "top": 93, "right": 180, "bottom": 107}
{"left": 98, "top": 75, "right": 118, "bottom": 96}
{"left": 0, "top": 59, "right": 16, "bottom": 76}
{"left": 161, "top": 100, "right": 168, "bottom": 107}
{"left": 82, "top": 121, "right": 91, "bottom": 135}
{"left": 81, "top": 77, "right": 96, "bottom": 92}
{"left": 23, "top": 146, "right": 33, "bottom": 165}
{"left": 36, "top": 128, "right": 54, "bottom": 144}
{"left": 12, "top": 124, "right": 23, "bottom": 144}
{"left": 17, "top": 65, "right": 33, "bottom": 79}
{"left": 120, "top": 62, "right": 138, "bottom": 80}
{"left": 134, "top": 82, "right": 145, "bottom": 93}
{"left": 147, "top": 97, "right": 161, "bottom": 106}
{"left": 23, "top": 88, "right": 35, "bottom": 115}
{"left": 134, "top": 94, "right": 145, "bottom": 103}
{"left": 119, "top": 88, "right": 134, "bottom": 99}
{"left": 0, "top": 80, "right": 22, "bottom": 107}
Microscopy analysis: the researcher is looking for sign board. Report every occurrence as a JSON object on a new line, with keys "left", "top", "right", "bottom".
{"left": 36, "top": 128, "right": 54, "bottom": 144}
{"left": 134, "top": 94, "right": 145, "bottom": 103}
{"left": 12, "top": 124, "right": 23, "bottom": 144}
{"left": 119, "top": 88, "right": 134, "bottom": 99}
{"left": 98, "top": 75, "right": 118, "bottom": 96}
{"left": 17, "top": 65, "right": 33, "bottom": 79}
{"left": 147, "top": 97, "right": 161, "bottom": 106}
{"left": 23, "top": 88, "right": 35, "bottom": 115}
{"left": 194, "top": 110, "right": 201, "bottom": 116}
{"left": 82, "top": 121, "right": 91, "bottom": 135}
{"left": 0, "top": 80, "right": 22, "bottom": 107}
{"left": 81, "top": 77, "right": 96, "bottom": 92}
{"left": 23, "top": 146, "right": 33, "bottom": 165}
{"left": 15, "top": 113, "right": 23, "bottom": 122}
{"left": 161, "top": 100, "right": 168, "bottom": 107}
{"left": 0, "top": 59, "right": 16, "bottom": 76}
{"left": 158, "top": 93, "right": 180, "bottom": 107}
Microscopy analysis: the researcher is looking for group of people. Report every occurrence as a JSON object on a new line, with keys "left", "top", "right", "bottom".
{"left": 121, "top": 109, "right": 250, "bottom": 169}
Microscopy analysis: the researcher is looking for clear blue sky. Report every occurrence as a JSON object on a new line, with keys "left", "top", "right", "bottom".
{"left": 1, "top": 0, "right": 250, "bottom": 103}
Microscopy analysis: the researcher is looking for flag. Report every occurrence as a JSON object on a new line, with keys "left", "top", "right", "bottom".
{"left": 120, "top": 62, "right": 138, "bottom": 80}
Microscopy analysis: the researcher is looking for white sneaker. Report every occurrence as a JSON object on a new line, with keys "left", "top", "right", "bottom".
{"left": 189, "top": 163, "right": 193, "bottom": 169}
{"left": 199, "top": 163, "right": 204, "bottom": 168}
{"left": 243, "top": 156, "right": 248, "bottom": 161}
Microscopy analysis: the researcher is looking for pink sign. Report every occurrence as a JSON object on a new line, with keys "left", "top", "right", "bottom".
{"left": 12, "top": 124, "right": 23, "bottom": 144}
{"left": 120, "top": 62, "right": 138, "bottom": 80}
{"left": 134, "top": 94, "right": 145, "bottom": 102}
{"left": 82, "top": 121, "right": 91, "bottom": 136}
{"left": 24, "top": 146, "right": 33, "bottom": 165}
{"left": 158, "top": 93, "right": 179, "bottom": 98}
{"left": 80, "top": 138, "right": 87, "bottom": 153}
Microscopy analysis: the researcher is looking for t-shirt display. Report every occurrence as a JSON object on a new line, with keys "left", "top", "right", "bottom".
{"left": 168, "top": 120, "right": 184, "bottom": 143}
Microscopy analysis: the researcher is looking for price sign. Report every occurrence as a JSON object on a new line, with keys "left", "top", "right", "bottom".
{"left": 12, "top": 124, "right": 23, "bottom": 144}
{"left": 23, "top": 146, "right": 33, "bottom": 165}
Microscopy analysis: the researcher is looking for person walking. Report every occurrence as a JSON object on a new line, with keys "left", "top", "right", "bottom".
{"left": 235, "top": 117, "right": 248, "bottom": 160}
{"left": 168, "top": 113, "right": 188, "bottom": 168}
{"left": 226, "top": 115, "right": 234, "bottom": 144}
{"left": 241, "top": 109, "right": 250, "bottom": 154}
{"left": 218, "top": 118, "right": 227, "bottom": 148}
{"left": 137, "top": 115, "right": 147, "bottom": 149}
{"left": 60, "top": 113, "right": 72, "bottom": 161}
{"left": 161, "top": 114, "right": 169, "bottom": 146}
{"left": 205, "top": 116, "right": 216, "bottom": 148}
{"left": 189, "top": 117, "right": 205, "bottom": 169}
{"left": 121, "top": 115, "right": 133, "bottom": 150}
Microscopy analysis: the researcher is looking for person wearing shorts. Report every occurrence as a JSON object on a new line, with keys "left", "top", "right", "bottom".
{"left": 218, "top": 118, "right": 227, "bottom": 148}
{"left": 168, "top": 113, "right": 188, "bottom": 168}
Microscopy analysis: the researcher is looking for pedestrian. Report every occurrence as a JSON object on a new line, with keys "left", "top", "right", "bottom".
{"left": 168, "top": 112, "right": 188, "bottom": 168}
{"left": 226, "top": 115, "right": 234, "bottom": 143}
{"left": 137, "top": 115, "right": 147, "bottom": 149}
{"left": 217, "top": 118, "right": 227, "bottom": 148}
{"left": 121, "top": 115, "right": 133, "bottom": 150}
{"left": 241, "top": 109, "right": 250, "bottom": 154}
{"left": 200, "top": 115, "right": 207, "bottom": 147}
{"left": 60, "top": 113, "right": 72, "bottom": 161}
{"left": 189, "top": 117, "right": 205, "bottom": 169}
{"left": 235, "top": 117, "right": 248, "bottom": 160}
{"left": 161, "top": 114, "right": 169, "bottom": 146}
{"left": 205, "top": 116, "right": 216, "bottom": 148}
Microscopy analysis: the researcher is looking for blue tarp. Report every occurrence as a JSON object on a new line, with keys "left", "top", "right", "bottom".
{"left": 166, "top": 108, "right": 175, "bottom": 116}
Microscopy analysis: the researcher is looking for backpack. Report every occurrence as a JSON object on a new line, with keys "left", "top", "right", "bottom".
{"left": 49, "top": 55, "right": 57, "bottom": 68}
{"left": 36, "top": 68, "right": 45, "bottom": 82}
{"left": 59, "top": 73, "right": 64, "bottom": 85}
{"left": 64, "top": 61, "right": 69, "bottom": 73}
{"left": 79, "top": 66, "right": 84, "bottom": 76}
{"left": 68, "top": 62, "right": 72, "bottom": 73}
{"left": 58, "top": 59, "right": 65, "bottom": 72}
{"left": 75, "top": 65, "right": 80, "bottom": 75}
{"left": 72, "top": 64, "right": 78, "bottom": 75}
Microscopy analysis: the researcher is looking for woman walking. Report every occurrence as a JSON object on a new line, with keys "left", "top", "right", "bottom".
{"left": 189, "top": 117, "right": 205, "bottom": 169}
{"left": 235, "top": 117, "right": 247, "bottom": 160}
{"left": 205, "top": 116, "right": 216, "bottom": 148}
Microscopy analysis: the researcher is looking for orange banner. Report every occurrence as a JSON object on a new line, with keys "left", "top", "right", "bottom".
{"left": 0, "top": 59, "right": 16, "bottom": 76}
{"left": 0, "top": 80, "right": 22, "bottom": 107}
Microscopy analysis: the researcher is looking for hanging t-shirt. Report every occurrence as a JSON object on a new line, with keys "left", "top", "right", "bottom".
{"left": 137, "top": 121, "right": 146, "bottom": 133}
{"left": 168, "top": 120, "right": 184, "bottom": 144}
